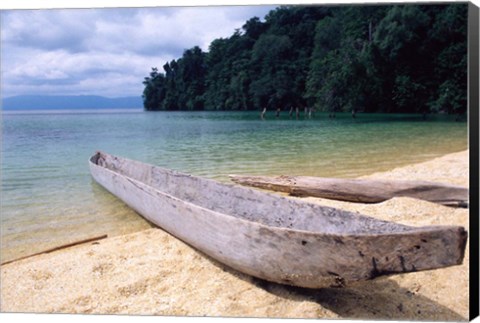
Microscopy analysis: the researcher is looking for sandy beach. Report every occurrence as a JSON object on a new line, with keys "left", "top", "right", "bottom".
{"left": 0, "top": 150, "right": 470, "bottom": 320}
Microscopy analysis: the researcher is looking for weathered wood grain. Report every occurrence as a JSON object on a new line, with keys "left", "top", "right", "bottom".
{"left": 229, "top": 175, "right": 469, "bottom": 208}
{"left": 89, "top": 151, "right": 468, "bottom": 289}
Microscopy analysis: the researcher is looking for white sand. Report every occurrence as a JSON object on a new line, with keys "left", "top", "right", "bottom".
{"left": 0, "top": 150, "right": 470, "bottom": 320}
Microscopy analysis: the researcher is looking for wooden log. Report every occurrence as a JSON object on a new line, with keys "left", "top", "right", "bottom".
{"left": 1, "top": 234, "right": 108, "bottom": 266}
{"left": 229, "top": 175, "right": 469, "bottom": 208}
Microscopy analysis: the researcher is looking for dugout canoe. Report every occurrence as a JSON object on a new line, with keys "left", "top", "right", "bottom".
{"left": 89, "top": 151, "right": 468, "bottom": 289}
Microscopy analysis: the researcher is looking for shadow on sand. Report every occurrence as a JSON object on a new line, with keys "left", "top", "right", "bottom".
{"left": 248, "top": 276, "right": 466, "bottom": 321}
{"left": 203, "top": 252, "right": 466, "bottom": 321}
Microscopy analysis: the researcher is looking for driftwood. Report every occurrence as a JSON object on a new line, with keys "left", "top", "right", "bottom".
{"left": 229, "top": 175, "right": 469, "bottom": 208}
{"left": 1, "top": 234, "right": 108, "bottom": 266}
{"left": 88, "top": 151, "right": 467, "bottom": 289}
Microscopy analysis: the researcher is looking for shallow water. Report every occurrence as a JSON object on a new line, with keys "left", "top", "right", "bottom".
{"left": 0, "top": 110, "right": 468, "bottom": 262}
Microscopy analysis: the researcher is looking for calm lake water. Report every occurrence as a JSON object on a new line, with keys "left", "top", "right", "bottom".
{"left": 0, "top": 110, "right": 468, "bottom": 262}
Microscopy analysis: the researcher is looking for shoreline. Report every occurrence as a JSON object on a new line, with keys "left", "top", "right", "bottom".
{"left": 0, "top": 150, "right": 470, "bottom": 320}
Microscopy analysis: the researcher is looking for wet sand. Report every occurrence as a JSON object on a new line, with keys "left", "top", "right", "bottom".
{"left": 0, "top": 150, "right": 470, "bottom": 320}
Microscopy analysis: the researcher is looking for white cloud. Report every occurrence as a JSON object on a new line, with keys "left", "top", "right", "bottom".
{"left": 3, "top": 47, "right": 176, "bottom": 97}
{"left": 2, "top": 10, "right": 98, "bottom": 52}
{"left": 1, "top": 5, "right": 275, "bottom": 98}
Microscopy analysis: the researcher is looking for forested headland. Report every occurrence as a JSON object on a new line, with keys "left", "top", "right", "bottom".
{"left": 142, "top": 4, "right": 467, "bottom": 115}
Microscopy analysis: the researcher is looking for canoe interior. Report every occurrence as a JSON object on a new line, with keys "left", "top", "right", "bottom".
{"left": 91, "top": 152, "right": 425, "bottom": 236}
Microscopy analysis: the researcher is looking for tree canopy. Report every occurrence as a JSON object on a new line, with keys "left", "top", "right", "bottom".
{"left": 142, "top": 4, "right": 467, "bottom": 115}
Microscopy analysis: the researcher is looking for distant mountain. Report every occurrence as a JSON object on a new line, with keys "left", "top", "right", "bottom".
{"left": 1, "top": 95, "right": 144, "bottom": 110}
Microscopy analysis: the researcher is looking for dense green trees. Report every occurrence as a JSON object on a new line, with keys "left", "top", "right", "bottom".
{"left": 143, "top": 4, "right": 467, "bottom": 115}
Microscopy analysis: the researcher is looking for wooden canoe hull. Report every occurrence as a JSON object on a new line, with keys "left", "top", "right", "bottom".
{"left": 89, "top": 152, "right": 467, "bottom": 288}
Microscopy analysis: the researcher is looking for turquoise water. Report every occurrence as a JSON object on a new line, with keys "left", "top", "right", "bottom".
{"left": 0, "top": 110, "right": 468, "bottom": 262}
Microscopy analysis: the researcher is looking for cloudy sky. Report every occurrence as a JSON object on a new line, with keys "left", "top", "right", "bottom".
{"left": 2, "top": 0, "right": 464, "bottom": 99}
{"left": 1, "top": 5, "right": 277, "bottom": 98}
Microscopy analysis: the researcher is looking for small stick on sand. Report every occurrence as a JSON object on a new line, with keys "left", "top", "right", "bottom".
{"left": 1, "top": 234, "right": 108, "bottom": 266}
